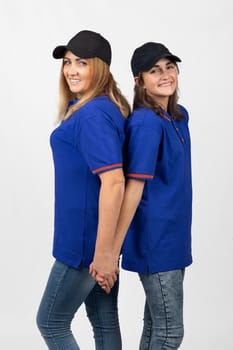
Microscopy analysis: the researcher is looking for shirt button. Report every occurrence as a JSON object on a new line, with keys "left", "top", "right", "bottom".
{"left": 176, "top": 127, "right": 179, "bottom": 131}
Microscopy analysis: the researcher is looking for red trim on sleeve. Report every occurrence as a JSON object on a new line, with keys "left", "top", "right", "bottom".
{"left": 92, "top": 163, "right": 122, "bottom": 174}
{"left": 127, "top": 173, "right": 154, "bottom": 179}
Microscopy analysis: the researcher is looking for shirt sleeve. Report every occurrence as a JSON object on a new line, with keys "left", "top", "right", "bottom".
{"left": 126, "top": 125, "right": 161, "bottom": 181}
{"left": 178, "top": 104, "right": 189, "bottom": 122}
{"left": 78, "top": 115, "right": 123, "bottom": 175}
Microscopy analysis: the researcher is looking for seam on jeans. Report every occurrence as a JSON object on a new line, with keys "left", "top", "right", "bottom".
{"left": 138, "top": 274, "right": 152, "bottom": 350}
{"left": 157, "top": 273, "right": 169, "bottom": 350}
{"left": 92, "top": 285, "right": 104, "bottom": 348}
{"left": 144, "top": 309, "right": 152, "bottom": 350}
{"left": 46, "top": 262, "right": 70, "bottom": 349}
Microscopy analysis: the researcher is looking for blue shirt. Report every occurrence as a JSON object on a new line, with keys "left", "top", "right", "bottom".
{"left": 122, "top": 106, "right": 192, "bottom": 273}
{"left": 50, "top": 96, "right": 126, "bottom": 268}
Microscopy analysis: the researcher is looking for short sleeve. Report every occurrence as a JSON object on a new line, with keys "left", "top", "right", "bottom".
{"left": 178, "top": 104, "right": 189, "bottom": 122}
{"left": 78, "top": 115, "right": 123, "bottom": 174}
{"left": 126, "top": 125, "right": 161, "bottom": 181}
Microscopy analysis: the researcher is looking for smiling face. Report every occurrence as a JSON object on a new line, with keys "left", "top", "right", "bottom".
{"left": 62, "top": 51, "right": 93, "bottom": 97}
{"left": 140, "top": 58, "right": 178, "bottom": 110}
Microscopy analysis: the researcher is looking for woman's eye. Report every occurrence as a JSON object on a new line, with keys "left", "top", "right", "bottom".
{"left": 78, "top": 60, "right": 87, "bottom": 66}
{"left": 150, "top": 68, "right": 160, "bottom": 75}
{"left": 167, "top": 64, "right": 175, "bottom": 70}
{"left": 63, "top": 59, "right": 70, "bottom": 65}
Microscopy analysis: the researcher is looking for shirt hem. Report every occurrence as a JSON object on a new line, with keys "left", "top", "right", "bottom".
{"left": 92, "top": 163, "right": 122, "bottom": 174}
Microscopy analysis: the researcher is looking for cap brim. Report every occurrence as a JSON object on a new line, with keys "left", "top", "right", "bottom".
{"left": 141, "top": 54, "right": 182, "bottom": 73}
{"left": 52, "top": 45, "right": 67, "bottom": 59}
{"left": 52, "top": 45, "right": 91, "bottom": 60}
{"left": 153, "top": 53, "right": 181, "bottom": 65}
{"left": 166, "top": 54, "right": 182, "bottom": 63}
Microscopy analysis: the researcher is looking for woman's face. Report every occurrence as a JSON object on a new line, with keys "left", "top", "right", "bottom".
{"left": 141, "top": 58, "right": 178, "bottom": 108}
{"left": 63, "top": 51, "right": 93, "bottom": 97}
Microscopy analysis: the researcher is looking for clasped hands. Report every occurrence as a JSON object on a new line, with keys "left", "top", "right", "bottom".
{"left": 89, "top": 252, "right": 119, "bottom": 294}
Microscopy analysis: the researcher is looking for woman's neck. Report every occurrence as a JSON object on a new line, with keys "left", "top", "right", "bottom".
{"left": 150, "top": 95, "right": 169, "bottom": 111}
{"left": 158, "top": 102, "right": 168, "bottom": 112}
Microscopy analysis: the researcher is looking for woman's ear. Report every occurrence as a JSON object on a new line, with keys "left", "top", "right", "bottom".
{"left": 134, "top": 76, "right": 140, "bottom": 85}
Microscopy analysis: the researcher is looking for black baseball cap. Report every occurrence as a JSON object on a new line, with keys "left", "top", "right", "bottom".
{"left": 53, "top": 30, "right": 112, "bottom": 66}
{"left": 131, "top": 42, "right": 181, "bottom": 77}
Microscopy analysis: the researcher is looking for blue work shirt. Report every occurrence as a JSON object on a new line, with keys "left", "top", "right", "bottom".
{"left": 122, "top": 106, "right": 192, "bottom": 273}
{"left": 50, "top": 96, "right": 126, "bottom": 268}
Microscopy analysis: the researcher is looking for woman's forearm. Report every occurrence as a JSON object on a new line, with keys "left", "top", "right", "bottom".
{"left": 94, "top": 169, "right": 125, "bottom": 254}
{"left": 113, "top": 179, "right": 145, "bottom": 257}
{"left": 90, "top": 175, "right": 144, "bottom": 290}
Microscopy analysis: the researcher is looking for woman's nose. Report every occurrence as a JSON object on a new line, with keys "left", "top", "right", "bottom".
{"left": 160, "top": 70, "right": 169, "bottom": 79}
{"left": 68, "top": 64, "right": 78, "bottom": 75}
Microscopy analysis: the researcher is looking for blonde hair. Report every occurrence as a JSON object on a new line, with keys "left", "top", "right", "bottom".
{"left": 57, "top": 57, "right": 130, "bottom": 122}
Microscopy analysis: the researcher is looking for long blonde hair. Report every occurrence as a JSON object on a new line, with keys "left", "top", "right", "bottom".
{"left": 57, "top": 57, "right": 130, "bottom": 122}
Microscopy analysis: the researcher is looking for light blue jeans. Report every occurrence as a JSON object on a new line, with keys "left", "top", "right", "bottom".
{"left": 139, "top": 269, "right": 185, "bottom": 350}
{"left": 36, "top": 260, "right": 122, "bottom": 350}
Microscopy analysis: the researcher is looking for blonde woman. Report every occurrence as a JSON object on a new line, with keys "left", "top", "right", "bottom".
{"left": 37, "top": 30, "right": 130, "bottom": 350}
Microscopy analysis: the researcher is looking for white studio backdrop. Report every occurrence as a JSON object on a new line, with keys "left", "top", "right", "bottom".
{"left": 0, "top": 0, "right": 233, "bottom": 349}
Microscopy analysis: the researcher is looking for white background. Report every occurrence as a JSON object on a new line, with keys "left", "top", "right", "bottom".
{"left": 0, "top": 0, "right": 233, "bottom": 349}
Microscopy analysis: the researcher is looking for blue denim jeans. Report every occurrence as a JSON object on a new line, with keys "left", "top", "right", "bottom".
{"left": 36, "top": 260, "right": 122, "bottom": 350}
{"left": 139, "top": 269, "right": 185, "bottom": 350}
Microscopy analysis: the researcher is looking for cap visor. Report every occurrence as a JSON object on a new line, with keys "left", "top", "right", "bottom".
{"left": 167, "top": 54, "right": 181, "bottom": 62}
{"left": 142, "top": 54, "right": 181, "bottom": 73}
{"left": 52, "top": 45, "right": 67, "bottom": 59}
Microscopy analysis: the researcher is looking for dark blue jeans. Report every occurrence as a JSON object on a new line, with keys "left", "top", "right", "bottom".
{"left": 36, "top": 260, "right": 122, "bottom": 350}
{"left": 139, "top": 269, "right": 185, "bottom": 349}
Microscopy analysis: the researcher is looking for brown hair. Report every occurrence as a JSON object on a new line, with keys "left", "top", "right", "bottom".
{"left": 133, "top": 71, "right": 184, "bottom": 120}
{"left": 57, "top": 57, "right": 130, "bottom": 122}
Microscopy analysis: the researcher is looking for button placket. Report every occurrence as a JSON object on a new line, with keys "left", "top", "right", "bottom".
{"left": 171, "top": 119, "right": 185, "bottom": 144}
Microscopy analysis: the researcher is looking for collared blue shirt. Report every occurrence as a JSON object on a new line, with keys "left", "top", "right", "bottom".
{"left": 122, "top": 106, "right": 192, "bottom": 273}
{"left": 50, "top": 96, "right": 126, "bottom": 268}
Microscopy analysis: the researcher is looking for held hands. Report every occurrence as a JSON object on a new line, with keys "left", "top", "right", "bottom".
{"left": 89, "top": 252, "right": 120, "bottom": 294}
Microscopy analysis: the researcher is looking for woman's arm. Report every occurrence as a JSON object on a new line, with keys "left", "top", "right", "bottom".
{"left": 90, "top": 168, "right": 125, "bottom": 291}
{"left": 91, "top": 178, "right": 145, "bottom": 292}
{"left": 113, "top": 179, "right": 145, "bottom": 257}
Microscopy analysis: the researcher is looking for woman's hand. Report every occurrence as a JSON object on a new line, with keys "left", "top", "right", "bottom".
{"left": 89, "top": 253, "right": 119, "bottom": 293}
